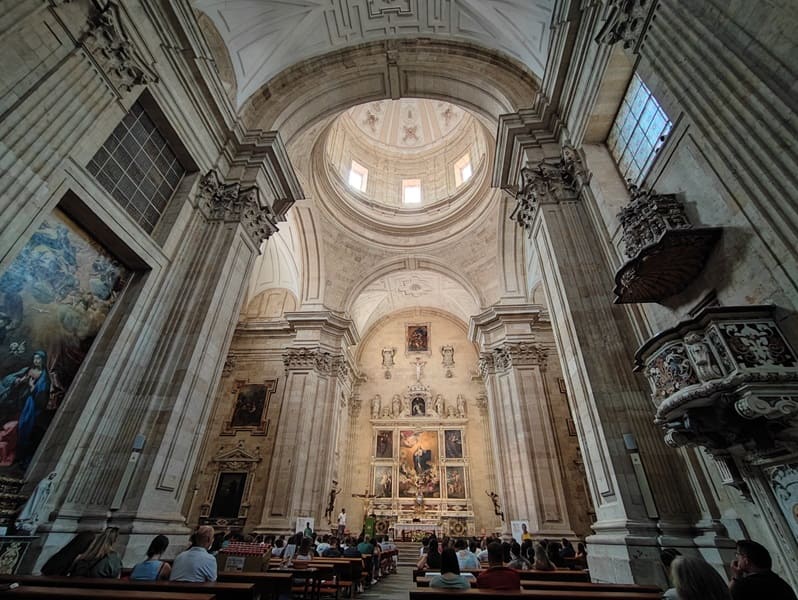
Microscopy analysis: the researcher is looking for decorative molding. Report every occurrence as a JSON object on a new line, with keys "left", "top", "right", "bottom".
{"left": 82, "top": 2, "right": 158, "bottom": 94}
{"left": 221, "top": 379, "right": 277, "bottom": 436}
{"left": 282, "top": 347, "right": 343, "bottom": 375}
{"left": 197, "top": 171, "right": 279, "bottom": 246}
{"left": 614, "top": 186, "right": 721, "bottom": 303}
{"left": 199, "top": 441, "right": 261, "bottom": 523}
{"left": 510, "top": 145, "right": 588, "bottom": 231}
{"left": 635, "top": 305, "right": 798, "bottom": 455}
{"left": 594, "top": 0, "right": 659, "bottom": 53}
{"left": 222, "top": 354, "right": 237, "bottom": 377}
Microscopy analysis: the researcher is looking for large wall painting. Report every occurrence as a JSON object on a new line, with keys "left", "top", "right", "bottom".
{"left": 0, "top": 209, "right": 128, "bottom": 470}
{"left": 398, "top": 430, "right": 440, "bottom": 498}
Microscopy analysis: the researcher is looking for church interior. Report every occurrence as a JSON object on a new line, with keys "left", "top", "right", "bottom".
{"left": 0, "top": 0, "right": 796, "bottom": 594}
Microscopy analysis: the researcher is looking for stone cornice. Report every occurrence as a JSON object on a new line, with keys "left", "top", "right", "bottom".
{"left": 478, "top": 342, "right": 549, "bottom": 376}
{"left": 468, "top": 303, "right": 547, "bottom": 347}
{"left": 284, "top": 311, "right": 360, "bottom": 349}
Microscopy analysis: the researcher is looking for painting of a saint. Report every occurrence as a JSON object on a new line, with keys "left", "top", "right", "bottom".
{"left": 398, "top": 430, "right": 439, "bottom": 497}
{"left": 446, "top": 467, "right": 466, "bottom": 499}
{"left": 444, "top": 430, "right": 463, "bottom": 459}
{"left": 375, "top": 430, "right": 393, "bottom": 459}
{"left": 411, "top": 396, "right": 425, "bottom": 416}
{"left": 406, "top": 324, "right": 429, "bottom": 353}
{"left": 374, "top": 466, "right": 393, "bottom": 497}
{"left": 230, "top": 384, "right": 268, "bottom": 428}
{"left": 210, "top": 472, "right": 247, "bottom": 518}
{"left": 0, "top": 209, "right": 128, "bottom": 470}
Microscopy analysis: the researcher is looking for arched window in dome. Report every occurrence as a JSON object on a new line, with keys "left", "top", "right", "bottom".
{"left": 402, "top": 179, "right": 422, "bottom": 205}
{"left": 454, "top": 153, "right": 472, "bottom": 187}
{"left": 348, "top": 160, "right": 368, "bottom": 192}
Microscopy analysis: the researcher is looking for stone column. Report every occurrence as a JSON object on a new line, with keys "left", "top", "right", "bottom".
{"left": 469, "top": 305, "right": 574, "bottom": 538}
{"left": 506, "top": 144, "right": 703, "bottom": 585}
{"left": 256, "top": 312, "right": 358, "bottom": 533}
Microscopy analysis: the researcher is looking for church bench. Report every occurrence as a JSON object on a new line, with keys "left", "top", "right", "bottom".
{"left": 0, "top": 586, "right": 216, "bottom": 600}
{"left": 216, "top": 571, "right": 293, "bottom": 600}
{"left": 414, "top": 569, "right": 591, "bottom": 583}
{"left": 409, "top": 589, "right": 662, "bottom": 599}
{"left": 0, "top": 575, "right": 254, "bottom": 600}
{"left": 416, "top": 577, "right": 661, "bottom": 595}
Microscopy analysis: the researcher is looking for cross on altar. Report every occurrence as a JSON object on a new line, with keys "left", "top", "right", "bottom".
{"left": 352, "top": 488, "right": 376, "bottom": 517}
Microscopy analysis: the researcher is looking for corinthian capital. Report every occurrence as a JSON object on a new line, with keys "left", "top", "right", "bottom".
{"left": 511, "top": 145, "right": 587, "bottom": 230}
{"left": 283, "top": 347, "right": 343, "bottom": 375}
{"left": 198, "top": 171, "right": 278, "bottom": 245}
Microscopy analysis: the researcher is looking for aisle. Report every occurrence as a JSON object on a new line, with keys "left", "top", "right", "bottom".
{"left": 358, "top": 566, "right": 415, "bottom": 600}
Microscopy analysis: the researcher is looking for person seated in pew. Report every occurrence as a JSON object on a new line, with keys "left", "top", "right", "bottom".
{"left": 672, "top": 555, "right": 731, "bottom": 600}
{"left": 476, "top": 541, "right": 520, "bottom": 590}
{"left": 315, "top": 534, "right": 331, "bottom": 556}
{"left": 417, "top": 535, "right": 441, "bottom": 570}
{"left": 129, "top": 534, "right": 171, "bottom": 581}
{"left": 429, "top": 548, "right": 470, "bottom": 590}
{"left": 531, "top": 543, "right": 556, "bottom": 571}
{"left": 271, "top": 538, "right": 285, "bottom": 557}
{"left": 170, "top": 525, "right": 217, "bottom": 583}
{"left": 40, "top": 531, "right": 94, "bottom": 576}
{"left": 342, "top": 536, "right": 362, "bottom": 558}
{"left": 295, "top": 536, "right": 315, "bottom": 560}
{"left": 506, "top": 541, "right": 531, "bottom": 570}
{"left": 560, "top": 538, "right": 576, "bottom": 560}
{"left": 68, "top": 527, "right": 122, "bottom": 578}
{"left": 455, "top": 538, "right": 479, "bottom": 570}
{"left": 322, "top": 536, "right": 342, "bottom": 557}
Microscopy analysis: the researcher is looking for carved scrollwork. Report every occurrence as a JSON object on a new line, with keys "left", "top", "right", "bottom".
{"left": 282, "top": 347, "right": 341, "bottom": 375}
{"left": 614, "top": 186, "right": 721, "bottom": 303}
{"left": 82, "top": 2, "right": 158, "bottom": 94}
{"left": 636, "top": 305, "right": 798, "bottom": 455}
{"left": 595, "top": 0, "right": 659, "bottom": 53}
{"left": 197, "top": 171, "right": 278, "bottom": 246}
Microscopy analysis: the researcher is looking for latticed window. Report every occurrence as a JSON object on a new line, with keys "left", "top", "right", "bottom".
{"left": 87, "top": 102, "right": 186, "bottom": 233}
{"left": 607, "top": 73, "right": 672, "bottom": 186}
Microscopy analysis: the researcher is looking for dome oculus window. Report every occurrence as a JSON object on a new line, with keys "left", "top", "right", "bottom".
{"left": 402, "top": 179, "right": 422, "bottom": 205}
{"left": 454, "top": 154, "right": 472, "bottom": 186}
{"left": 348, "top": 160, "right": 368, "bottom": 192}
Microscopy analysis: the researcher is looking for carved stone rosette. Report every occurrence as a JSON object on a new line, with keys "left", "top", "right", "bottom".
{"left": 594, "top": 0, "right": 659, "bottom": 53}
{"left": 197, "top": 171, "right": 278, "bottom": 246}
{"left": 634, "top": 305, "right": 798, "bottom": 455}
{"left": 82, "top": 2, "right": 157, "bottom": 94}
{"left": 614, "top": 187, "right": 721, "bottom": 303}
{"left": 511, "top": 146, "right": 588, "bottom": 231}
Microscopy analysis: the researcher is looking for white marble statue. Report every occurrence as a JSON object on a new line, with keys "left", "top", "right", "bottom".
{"left": 456, "top": 394, "right": 466, "bottom": 417}
{"left": 371, "top": 394, "right": 381, "bottom": 419}
{"left": 15, "top": 472, "right": 56, "bottom": 534}
{"left": 392, "top": 394, "right": 402, "bottom": 417}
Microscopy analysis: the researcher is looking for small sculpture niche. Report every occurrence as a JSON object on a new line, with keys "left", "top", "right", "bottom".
{"left": 441, "top": 345, "right": 455, "bottom": 377}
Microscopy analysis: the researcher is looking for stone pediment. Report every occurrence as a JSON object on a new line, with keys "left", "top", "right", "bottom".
{"left": 212, "top": 440, "right": 262, "bottom": 468}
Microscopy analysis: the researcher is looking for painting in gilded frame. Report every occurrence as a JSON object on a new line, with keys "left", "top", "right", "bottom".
{"left": 406, "top": 324, "right": 430, "bottom": 353}
{"left": 0, "top": 208, "right": 128, "bottom": 470}
{"left": 446, "top": 466, "right": 466, "bottom": 499}
{"left": 375, "top": 430, "right": 393, "bottom": 459}
{"left": 374, "top": 465, "right": 393, "bottom": 497}
{"left": 398, "top": 429, "right": 440, "bottom": 498}
{"left": 444, "top": 429, "right": 463, "bottom": 459}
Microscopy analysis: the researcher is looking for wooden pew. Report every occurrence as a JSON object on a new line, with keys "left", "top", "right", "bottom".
{"left": 416, "top": 577, "right": 661, "bottom": 595}
{"left": 409, "top": 589, "right": 662, "bottom": 599}
{"left": 217, "top": 571, "right": 293, "bottom": 600}
{"left": 0, "top": 586, "right": 215, "bottom": 600}
{"left": 0, "top": 575, "right": 253, "bottom": 600}
{"left": 413, "top": 568, "right": 591, "bottom": 584}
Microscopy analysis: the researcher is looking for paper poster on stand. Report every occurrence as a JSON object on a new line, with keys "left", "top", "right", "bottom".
{"left": 510, "top": 520, "right": 530, "bottom": 543}
{"left": 296, "top": 517, "right": 315, "bottom": 535}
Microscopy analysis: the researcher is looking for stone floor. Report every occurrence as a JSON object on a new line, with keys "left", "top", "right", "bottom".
{"left": 357, "top": 566, "right": 414, "bottom": 600}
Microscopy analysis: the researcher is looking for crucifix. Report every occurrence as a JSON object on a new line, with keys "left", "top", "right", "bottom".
{"left": 352, "top": 488, "right": 376, "bottom": 518}
{"left": 413, "top": 357, "right": 426, "bottom": 382}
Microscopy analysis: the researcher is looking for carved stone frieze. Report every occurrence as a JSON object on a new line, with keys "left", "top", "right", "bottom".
{"left": 82, "top": 2, "right": 157, "bottom": 94}
{"left": 614, "top": 186, "right": 721, "bottom": 303}
{"left": 282, "top": 347, "right": 341, "bottom": 375}
{"left": 594, "top": 0, "right": 659, "bottom": 53}
{"left": 492, "top": 343, "right": 548, "bottom": 372}
{"left": 635, "top": 305, "right": 798, "bottom": 455}
{"left": 511, "top": 145, "right": 588, "bottom": 231}
{"left": 197, "top": 171, "right": 278, "bottom": 246}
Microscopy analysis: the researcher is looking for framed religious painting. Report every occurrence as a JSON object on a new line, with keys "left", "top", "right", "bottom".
{"left": 375, "top": 430, "right": 393, "bottom": 459}
{"left": 398, "top": 429, "right": 440, "bottom": 498}
{"left": 444, "top": 429, "right": 464, "bottom": 459}
{"left": 222, "top": 379, "right": 277, "bottom": 435}
{"left": 209, "top": 471, "right": 248, "bottom": 518}
{"left": 374, "top": 465, "right": 394, "bottom": 498}
{"left": 445, "top": 466, "right": 467, "bottom": 499}
{"left": 0, "top": 208, "right": 129, "bottom": 472}
{"left": 406, "top": 323, "right": 430, "bottom": 354}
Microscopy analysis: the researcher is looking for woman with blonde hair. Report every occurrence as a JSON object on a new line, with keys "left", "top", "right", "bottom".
{"left": 671, "top": 556, "right": 731, "bottom": 600}
{"left": 68, "top": 527, "right": 122, "bottom": 578}
{"left": 531, "top": 543, "right": 555, "bottom": 571}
